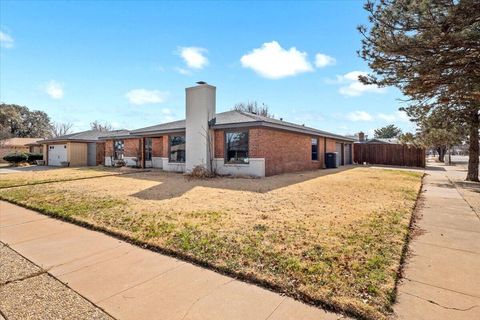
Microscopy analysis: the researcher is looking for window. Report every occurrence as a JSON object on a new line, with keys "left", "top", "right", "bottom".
{"left": 114, "top": 140, "right": 124, "bottom": 160}
{"left": 145, "top": 138, "right": 152, "bottom": 161}
{"left": 311, "top": 138, "right": 318, "bottom": 161}
{"left": 169, "top": 135, "right": 185, "bottom": 163}
{"left": 225, "top": 131, "right": 249, "bottom": 164}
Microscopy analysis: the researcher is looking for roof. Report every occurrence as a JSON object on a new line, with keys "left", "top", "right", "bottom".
{"left": 127, "top": 110, "right": 354, "bottom": 142}
{"left": 0, "top": 138, "right": 43, "bottom": 147}
{"left": 41, "top": 130, "right": 130, "bottom": 143}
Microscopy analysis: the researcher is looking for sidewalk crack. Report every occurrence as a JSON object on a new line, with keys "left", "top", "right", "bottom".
{"left": 401, "top": 291, "right": 479, "bottom": 312}
{"left": 180, "top": 278, "right": 235, "bottom": 320}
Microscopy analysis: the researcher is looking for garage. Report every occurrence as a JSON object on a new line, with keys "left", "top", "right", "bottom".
{"left": 40, "top": 130, "right": 124, "bottom": 167}
{"left": 335, "top": 142, "right": 343, "bottom": 166}
{"left": 47, "top": 144, "right": 67, "bottom": 166}
{"left": 345, "top": 144, "right": 352, "bottom": 165}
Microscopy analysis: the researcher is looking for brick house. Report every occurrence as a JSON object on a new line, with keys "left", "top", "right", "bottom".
{"left": 101, "top": 82, "right": 354, "bottom": 177}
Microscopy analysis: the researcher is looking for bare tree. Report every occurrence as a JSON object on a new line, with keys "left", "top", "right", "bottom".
{"left": 90, "top": 120, "right": 113, "bottom": 132}
{"left": 233, "top": 101, "right": 274, "bottom": 118}
{"left": 52, "top": 122, "right": 73, "bottom": 137}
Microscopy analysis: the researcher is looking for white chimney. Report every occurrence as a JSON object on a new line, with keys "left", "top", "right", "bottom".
{"left": 185, "top": 82, "right": 216, "bottom": 172}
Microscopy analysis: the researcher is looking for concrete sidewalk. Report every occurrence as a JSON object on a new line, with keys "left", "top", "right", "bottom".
{"left": 0, "top": 201, "right": 342, "bottom": 320}
{"left": 394, "top": 164, "right": 480, "bottom": 319}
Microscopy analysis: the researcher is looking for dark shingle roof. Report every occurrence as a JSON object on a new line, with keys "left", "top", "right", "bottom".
{"left": 41, "top": 130, "right": 130, "bottom": 143}
{"left": 130, "top": 110, "right": 354, "bottom": 142}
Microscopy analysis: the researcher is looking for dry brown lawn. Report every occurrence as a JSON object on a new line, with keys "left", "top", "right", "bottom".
{"left": 0, "top": 167, "right": 138, "bottom": 188}
{"left": 0, "top": 166, "right": 423, "bottom": 319}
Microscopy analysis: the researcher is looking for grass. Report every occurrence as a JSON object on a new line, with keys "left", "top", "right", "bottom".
{"left": 0, "top": 167, "right": 135, "bottom": 188}
{"left": 0, "top": 167, "right": 423, "bottom": 319}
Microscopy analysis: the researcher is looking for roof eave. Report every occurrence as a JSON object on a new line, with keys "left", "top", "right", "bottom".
{"left": 213, "top": 121, "right": 355, "bottom": 142}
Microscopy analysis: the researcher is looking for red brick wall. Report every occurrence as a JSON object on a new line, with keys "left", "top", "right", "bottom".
{"left": 104, "top": 138, "right": 141, "bottom": 159}
{"left": 152, "top": 137, "right": 163, "bottom": 157}
{"left": 248, "top": 127, "right": 323, "bottom": 176}
{"left": 105, "top": 140, "right": 114, "bottom": 157}
{"left": 162, "top": 135, "right": 169, "bottom": 158}
{"left": 214, "top": 130, "right": 224, "bottom": 158}
{"left": 124, "top": 139, "right": 141, "bottom": 158}
{"left": 96, "top": 142, "right": 105, "bottom": 165}
{"left": 325, "top": 138, "right": 336, "bottom": 153}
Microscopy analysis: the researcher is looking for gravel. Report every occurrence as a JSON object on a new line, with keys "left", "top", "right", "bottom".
{"left": 0, "top": 243, "right": 113, "bottom": 320}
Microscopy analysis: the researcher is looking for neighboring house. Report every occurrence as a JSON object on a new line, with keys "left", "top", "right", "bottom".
{"left": 25, "top": 141, "right": 44, "bottom": 153}
{"left": 0, "top": 138, "right": 43, "bottom": 162}
{"left": 353, "top": 132, "right": 399, "bottom": 144}
{"left": 40, "top": 130, "right": 129, "bottom": 166}
{"left": 100, "top": 82, "right": 355, "bottom": 177}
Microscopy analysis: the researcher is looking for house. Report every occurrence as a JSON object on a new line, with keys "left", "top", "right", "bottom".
{"left": 354, "top": 131, "right": 399, "bottom": 144}
{"left": 25, "top": 141, "right": 44, "bottom": 153}
{"left": 40, "top": 130, "right": 129, "bottom": 166}
{"left": 100, "top": 82, "right": 355, "bottom": 177}
{"left": 0, "top": 138, "right": 43, "bottom": 162}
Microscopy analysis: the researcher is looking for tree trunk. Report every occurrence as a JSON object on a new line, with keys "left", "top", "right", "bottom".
{"left": 437, "top": 147, "right": 445, "bottom": 162}
{"left": 466, "top": 108, "right": 479, "bottom": 181}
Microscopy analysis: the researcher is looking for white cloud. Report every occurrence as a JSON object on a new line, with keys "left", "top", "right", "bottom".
{"left": 178, "top": 47, "right": 208, "bottom": 69}
{"left": 344, "top": 110, "right": 411, "bottom": 123}
{"left": 125, "top": 89, "right": 168, "bottom": 105}
{"left": 337, "top": 71, "right": 386, "bottom": 96}
{"left": 174, "top": 67, "right": 192, "bottom": 75}
{"left": 0, "top": 31, "right": 14, "bottom": 48}
{"left": 45, "top": 80, "right": 64, "bottom": 99}
{"left": 240, "top": 41, "right": 313, "bottom": 79}
{"left": 377, "top": 111, "right": 410, "bottom": 123}
{"left": 346, "top": 110, "right": 374, "bottom": 122}
{"left": 314, "top": 53, "right": 336, "bottom": 68}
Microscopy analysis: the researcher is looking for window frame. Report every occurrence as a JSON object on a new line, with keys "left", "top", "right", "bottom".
{"left": 168, "top": 135, "right": 186, "bottom": 163}
{"left": 224, "top": 130, "right": 250, "bottom": 165}
{"left": 311, "top": 137, "right": 319, "bottom": 161}
{"left": 113, "top": 139, "right": 124, "bottom": 160}
{"left": 145, "top": 138, "right": 153, "bottom": 161}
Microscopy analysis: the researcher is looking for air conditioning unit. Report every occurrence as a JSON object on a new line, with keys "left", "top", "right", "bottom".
{"left": 325, "top": 152, "right": 338, "bottom": 169}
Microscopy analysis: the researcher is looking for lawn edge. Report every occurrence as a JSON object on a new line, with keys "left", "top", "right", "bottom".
{"left": 387, "top": 172, "right": 426, "bottom": 310}
{"left": 0, "top": 171, "right": 425, "bottom": 320}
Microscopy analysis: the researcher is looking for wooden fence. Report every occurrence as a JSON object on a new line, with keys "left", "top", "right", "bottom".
{"left": 354, "top": 143, "right": 426, "bottom": 168}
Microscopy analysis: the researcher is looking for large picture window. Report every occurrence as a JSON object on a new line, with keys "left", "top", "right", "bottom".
{"left": 145, "top": 138, "right": 152, "bottom": 161}
{"left": 114, "top": 140, "right": 124, "bottom": 160}
{"left": 169, "top": 135, "right": 185, "bottom": 163}
{"left": 311, "top": 138, "right": 318, "bottom": 161}
{"left": 225, "top": 131, "right": 249, "bottom": 164}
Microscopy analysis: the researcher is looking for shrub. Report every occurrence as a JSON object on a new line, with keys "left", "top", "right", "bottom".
{"left": 27, "top": 152, "right": 43, "bottom": 163}
{"left": 3, "top": 152, "right": 28, "bottom": 164}
{"left": 186, "top": 165, "right": 216, "bottom": 179}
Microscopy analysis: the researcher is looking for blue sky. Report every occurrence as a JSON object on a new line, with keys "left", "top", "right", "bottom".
{"left": 0, "top": 0, "right": 415, "bottom": 138}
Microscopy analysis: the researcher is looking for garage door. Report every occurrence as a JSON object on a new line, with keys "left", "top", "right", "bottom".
{"left": 48, "top": 144, "right": 67, "bottom": 166}
{"left": 87, "top": 143, "right": 96, "bottom": 166}
{"left": 335, "top": 143, "right": 343, "bottom": 167}
{"left": 345, "top": 144, "right": 352, "bottom": 165}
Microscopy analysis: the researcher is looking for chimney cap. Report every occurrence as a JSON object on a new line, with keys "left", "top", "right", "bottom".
{"left": 196, "top": 81, "right": 207, "bottom": 85}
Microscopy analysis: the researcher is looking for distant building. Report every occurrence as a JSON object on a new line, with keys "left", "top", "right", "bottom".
{"left": 0, "top": 138, "right": 43, "bottom": 162}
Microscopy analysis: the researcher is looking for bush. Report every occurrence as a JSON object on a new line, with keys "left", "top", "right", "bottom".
{"left": 3, "top": 152, "right": 28, "bottom": 164}
{"left": 27, "top": 152, "right": 43, "bottom": 163}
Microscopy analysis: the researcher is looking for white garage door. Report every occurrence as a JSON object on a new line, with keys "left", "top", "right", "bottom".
{"left": 48, "top": 144, "right": 67, "bottom": 166}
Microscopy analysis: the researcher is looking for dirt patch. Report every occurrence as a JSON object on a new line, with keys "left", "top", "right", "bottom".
{"left": 0, "top": 243, "right": 113, "bottom": 320}
{"left": 0, "top": 167, "right": 423, "bottom": 319}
